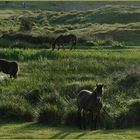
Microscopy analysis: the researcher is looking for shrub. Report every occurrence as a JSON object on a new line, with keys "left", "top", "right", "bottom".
{"left": 85, "top": 41, "right": 98, "bottom": 46}
{"left": 118, "top": 73, "right": 140, "bottom": 89}
{"left": 41, "top": 92, "right": 65, "bottom": 108}
{"left": 78, "top": 37, "right": 87, "bottom": 45}
{"left": 23, "top": 89, "right": 42, "bottom": 105}
{"left": 115, "top": 99, "right": 140, "bottom": 128}
{"left": 38, "top": 104, "right": 62, "bottom": 125}
{"left": 53, "top": 28, "right": 68, "bottom": 34}
{"left": 2, "top": 32, "right": 53, "bottom": 46}
{"left": 111, "top": 41, "right": 125, "bottom": 48}
{"left": 60, "top": 82, "right": 80, "bottom": 99}
{"left": 0, "top": 95, "right": 33, "bottom": 121}
{"left": 100, "top": 105, "right": 116, "bottom": 129}
{"left": 38, "top": 92, "right": 66, "bottom": 124}
{"left": 64, "top": 106, "right": 77, "bottom": 126}
{"left": 19, "top": 17, "right": 34, "bottom": 31}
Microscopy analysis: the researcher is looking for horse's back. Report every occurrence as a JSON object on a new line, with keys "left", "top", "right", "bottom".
{"left": 77, "top": 90, "right": 92, "bottom": 108}
{"left": 79, "top": 90, "right": 92, "bottom": 96}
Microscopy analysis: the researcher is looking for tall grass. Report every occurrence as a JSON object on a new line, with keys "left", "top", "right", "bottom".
{"left": 0, "top": 48, "right": 139, "bottom": 128}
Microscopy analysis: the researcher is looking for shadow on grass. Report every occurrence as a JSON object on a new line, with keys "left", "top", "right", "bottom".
{"left": 10, "top": 122, "right": 89, "bottom": 139}
{"left": 0, "top": 121, "right": 140, "bottom": 139}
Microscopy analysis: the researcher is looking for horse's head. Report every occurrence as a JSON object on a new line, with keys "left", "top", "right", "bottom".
{"left": 96, "top": 83, "right": 104, "bottom": 101}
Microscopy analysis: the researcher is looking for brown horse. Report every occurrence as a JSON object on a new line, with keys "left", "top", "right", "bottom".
{"left": 77, "top": 83, "right": 104, "bottom": 130}
{"left": 52, "top": 34, "right": 77, "bottom": 50}
{"left": 0, "top": 59, "right": 19, "bottom": 78}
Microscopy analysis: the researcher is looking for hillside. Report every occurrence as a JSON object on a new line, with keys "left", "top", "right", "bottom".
{"left": 0, "top": 4, "right": 140, "bottom": 46}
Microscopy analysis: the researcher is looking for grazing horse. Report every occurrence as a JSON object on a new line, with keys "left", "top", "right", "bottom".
{"left": 52, "top": 34, "right": 77, "bottom": 50}
{"left": 0, "top": 59, "right": 19, "bottom": 78}
{"left": 77, "top": 83, "right": 104, "bottom": 130}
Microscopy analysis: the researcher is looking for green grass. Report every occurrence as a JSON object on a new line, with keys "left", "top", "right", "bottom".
{"left": 0, "top": 48, "right": 140, "bottom": 128}
{"left": 0, "top": 122, "right": 139, "bottom": 139}
{"left": 0, "top": 2, "right": 140, "bottom": 137}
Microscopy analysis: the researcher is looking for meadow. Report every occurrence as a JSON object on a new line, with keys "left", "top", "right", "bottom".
{"left": 0, "top": 48, "right": 140, "bottom": 139}
{"left": 0, "top": 1, "right": 140, "bottom": 139}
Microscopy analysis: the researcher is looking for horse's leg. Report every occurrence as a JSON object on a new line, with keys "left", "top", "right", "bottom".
{"left": 90, "top": 111, "right": 94, "bottom": 130}
{"left": 83, "top": 110, "right": 86, "bottom": 130}
{"left": 13, "top": 73, "right": 17, "bottom": 79}
{"left": 77, "top": 108, "right": 82, "bottom": 129}
{"left": 94, "top": 115, "right": 98, "bottom": 130}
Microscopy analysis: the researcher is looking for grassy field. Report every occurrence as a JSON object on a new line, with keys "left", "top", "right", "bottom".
{"left": 0, "top": 48, "right": 140, "bottom": 129}
{"left": 0, "top": 122, "right": 139, "bottom": 139}
{"left": 0, "top": 1, "right": 140, "bottom": 139}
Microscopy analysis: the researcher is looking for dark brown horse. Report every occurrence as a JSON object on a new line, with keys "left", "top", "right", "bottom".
{"left": 77, "top": 83, "right": 104, "bottom": 130}
{"left": 0, "top": 59, "right": 19, "bottom": 78}
{"left": 52, "top": 34, "right": 77, "bottom": 50}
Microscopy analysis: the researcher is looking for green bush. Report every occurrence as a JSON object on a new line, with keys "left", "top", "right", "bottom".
{"left": 0, "top": 95, "right": 33, "bottom": 121}
{"left": 23, "top": 89, "right": 42, "bottom": 105}
{"left": 115, "top": 99, "right": 140, "bottom": 128}
{"left": 38, "top": 104, "right": 62, "bottom": 125}
{"left": 64, "top": 107, "right": 77, "bottom": 126}
{"left": 37, "top": 92, "right": 66, "bottom": 124}
{"left": 118, "top": 73, "right": 140, "bottom": 89}
{"left": 19, "top": 17, "right": 34, "bottom": 31}
{"left": 60, "top": 82, "right": 80, "bottom": 99}
{"left": 85, "top": 41, "right": 98, "bottom": 46}
{"left": 111, "top": 41, "right": 125, "bottom": 48}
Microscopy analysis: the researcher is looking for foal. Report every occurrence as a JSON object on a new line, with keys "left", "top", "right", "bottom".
{"left": 77, "top": 83, "right": 104, "bottom": 130}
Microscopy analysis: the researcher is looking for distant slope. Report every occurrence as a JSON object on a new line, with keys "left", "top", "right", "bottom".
{"left": 48, "top": 5, "right": 140, "bottom": 24}
{"left": 1, "top": 1, "right": 140, "bottom": 11}
{"left": 0, "top": 4, "right": 140, "bottom": 46}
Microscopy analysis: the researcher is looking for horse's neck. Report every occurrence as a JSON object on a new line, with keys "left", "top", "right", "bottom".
{"left": 91, "top": 89, "right": 97, "bottom": 99}
{"left": 92, "top": 89, "right": 97, "bottom": 94}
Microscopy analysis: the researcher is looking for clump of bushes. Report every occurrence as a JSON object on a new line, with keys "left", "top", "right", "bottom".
{"left": 115, "top": 99, "right": 140, "bottom": 128}
{"left": 23, "top": 89, "right": 42, "bottom": 105}
{"left": 0, "top": 95, "right": 33, "bottom": 122}
{"left": 38, "top": 104, "right": 62, "bottom": 125}
{"left": 19, "top": 17, "right": 34, "bottom": 31}
{"left": 118, "top": 73, "right": 140, "bottom": 89}
{"left": 111, "top": 41, "right": 125, "bottom": 48}
{"left": 79, "top": 37, "right": 125, "bottom": 48}
{"left": 63, "top": 105, "right": 77, "bottom": 126}
{"left": 37, "top": 92, "right": 66, "bottom": 125}
{"left": 2, "top": 32, "right": 52, "bottom": 44}
{"left": 60, "top": 82, "right": 80, "bottom": 99}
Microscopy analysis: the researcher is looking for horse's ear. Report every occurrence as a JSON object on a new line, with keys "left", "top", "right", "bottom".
{"left": 96, "top": 83, "right": 103, "bottom": 86}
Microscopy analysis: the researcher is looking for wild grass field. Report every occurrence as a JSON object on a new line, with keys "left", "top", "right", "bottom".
{"left": 0, "top": 48, "right": 140, "bottom": 139}
{"left": 0, "top": 1, "right": 140, "bottom": 139}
